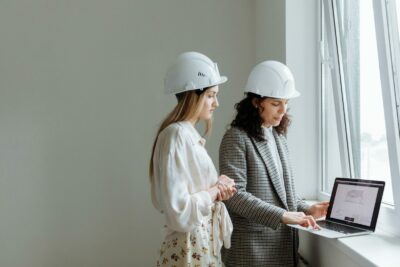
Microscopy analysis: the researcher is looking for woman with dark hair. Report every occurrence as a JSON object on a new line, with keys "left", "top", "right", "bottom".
{"left": 219, "top": 61, "right": 329, "bottom": 266}
{"left": 150, "top": 52, "right": 237, "bottom": 267}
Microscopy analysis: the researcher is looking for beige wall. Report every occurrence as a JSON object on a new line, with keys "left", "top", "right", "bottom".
{"left": 1, "top": 0, "right": 322, "bottom": 266}
{"left": 286, "top": 0, "right": 319, "bottom": 199}
{"left": 0, "top": 1, "right": 256, "bottom": 266}
{"left": 255, "top": 0, "right": 286, "bottom": 63}
{"left": 254, "top": 0, "right": 319, "bottom": 199}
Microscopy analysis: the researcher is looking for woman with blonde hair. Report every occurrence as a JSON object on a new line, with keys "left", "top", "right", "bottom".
{"left": 150, "top": 52, "right": 236, "bottom": 267}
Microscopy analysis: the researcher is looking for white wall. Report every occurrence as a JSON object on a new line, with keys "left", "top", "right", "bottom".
{"left": 0, "top": 0, "right": 324, "bottom": 265}
{"left": 285, "top": 0, "right": 319, "bottom": 199}
{"left": 0, "top": 1, "right": 255, "bottom": 266}
{"left": 254, "top": 0, "right": 319, "bottom": 199}
{"left": 255, "top": 0, "right": 286, "bottom": 63}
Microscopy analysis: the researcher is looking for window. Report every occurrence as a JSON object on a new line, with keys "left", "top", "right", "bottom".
{"left": 322, "top": 0, "right": 400, "bottom": 234}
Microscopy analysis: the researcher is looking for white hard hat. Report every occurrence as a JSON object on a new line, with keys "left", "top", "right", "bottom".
{"left": 244, "top": 60, "right": 300, "bottom": 99}
{"left": 164, "top": 52, "right": 228, "bottom": 95}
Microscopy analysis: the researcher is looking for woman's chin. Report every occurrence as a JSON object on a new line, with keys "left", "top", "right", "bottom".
{"left": 199, "top": 114, "right": 213, "bottom": 121}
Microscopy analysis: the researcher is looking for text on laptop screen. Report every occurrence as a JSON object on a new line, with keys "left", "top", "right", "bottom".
{"left": 330, "top": 183, "right": 379, "bottom": 226}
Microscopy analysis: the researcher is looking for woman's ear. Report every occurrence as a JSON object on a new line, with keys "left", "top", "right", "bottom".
{"left": 251, "top": 98, "right": 259, "bottom": 109}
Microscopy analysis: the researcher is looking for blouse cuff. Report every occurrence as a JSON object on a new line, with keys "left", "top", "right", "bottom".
{"left": 192, "top": 191, "right": 213, "bottom": 217}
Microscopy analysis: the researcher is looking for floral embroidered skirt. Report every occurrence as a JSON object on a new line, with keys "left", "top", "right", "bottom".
{"left": 156, "top": 209, "right": 222, "bottom": 267}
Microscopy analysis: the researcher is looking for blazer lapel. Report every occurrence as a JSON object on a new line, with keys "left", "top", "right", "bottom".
{"left": 251, "top": 136, "right": 289, "bottom": 210}
{"left": 273, "top": 130, "right": 296, "bottom": 211}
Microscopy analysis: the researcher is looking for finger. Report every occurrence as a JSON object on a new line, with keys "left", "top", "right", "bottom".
{"left": 299, "top": 217, "right": 310, "bottom": 228}
{"left": 303, "top": 219, "right": 313, "bottom": 229}
{"left": 300, "top": 222, "right": 309, "bottom": 228}
{"left": 222, "top": 176, "right": 234, "bottom": 184}
{"left": 300, "top": 217, "right": 311, "bottom": 227}
{"left": 225, "top": 191, "right": 233, "bottom": 200}
{"left": 220, "top": 189, "right": 227, "bottom": 200}
{"left": 226, "top": 180, "right": 235, "bottom": 187}
{"left": 216, "top": 191, "right": 222, "bottom": 201}
{"left": 222, "top": 181, "right": 230, "bottom": 187}
{"left": 226, "top": 188, "right": 235, "bottom": 199}
{"left": 226, "top": 188, "right": 233, "bottom": 197}
{"left": 230, "top": 187, "right": 237, "bottom": 195}
{"left": 227, "top": 184, "right": 235, "bottom": 190}
{"left": 307, "top": 216, "right": 320, "bottom": 230}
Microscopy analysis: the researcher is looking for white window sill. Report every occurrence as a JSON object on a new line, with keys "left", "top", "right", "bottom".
{"left": 299, "top": 201, "right": 400, "bottom": 266}
{"left": 333, "top": 229, "right": 400, "bottom": 267}
{"left": 299, "top": 228, "right": 400, "bottom": 267}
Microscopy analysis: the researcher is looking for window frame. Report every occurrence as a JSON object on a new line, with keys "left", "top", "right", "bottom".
{"left": 320, "top": 0, "right": 354, "bottom": 198}
{"left": 321, "top": 0, "right": 400, "bottom": 236}
{"left": 373, "top": 0, "right": 400, "bottom": 233}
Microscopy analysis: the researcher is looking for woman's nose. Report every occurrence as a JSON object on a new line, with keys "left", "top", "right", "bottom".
{"left": 280, "top": 104, "right": 287, "bottom": 114}
{"left": 214, "top": 97, "right": 219, "bottom": 107}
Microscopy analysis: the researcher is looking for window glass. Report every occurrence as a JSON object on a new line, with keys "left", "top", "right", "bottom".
{"left": 321, "top": 37, "right": 343, "bottom": 193}
{"left": 323, "top": 0, "right": 394, "bottom": 204}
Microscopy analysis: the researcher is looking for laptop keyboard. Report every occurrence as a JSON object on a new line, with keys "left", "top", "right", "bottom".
{"left": 318, "top": 220, "right": 366, "bottom": 234}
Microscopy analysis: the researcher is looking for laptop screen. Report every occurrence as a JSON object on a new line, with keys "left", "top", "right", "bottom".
{"left": 326, "top": 178, "right": 385, "bottom": 230}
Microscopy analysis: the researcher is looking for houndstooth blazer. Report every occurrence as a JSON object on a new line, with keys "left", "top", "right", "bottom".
{"left": 219, "top": 126, "right": 310, "bottom": 267}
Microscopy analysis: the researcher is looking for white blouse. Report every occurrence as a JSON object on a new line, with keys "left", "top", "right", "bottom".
{"left": 151, "top": 121, "right": 232, "bottom": 252}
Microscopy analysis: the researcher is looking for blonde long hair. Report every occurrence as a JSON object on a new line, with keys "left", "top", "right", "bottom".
{"left": 149, "top": 90, "right": 212, "bottom": 181}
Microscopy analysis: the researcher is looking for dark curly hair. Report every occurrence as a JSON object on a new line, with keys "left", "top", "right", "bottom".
{"left": 230, "top": 92, "right": 292, "bottom": 141}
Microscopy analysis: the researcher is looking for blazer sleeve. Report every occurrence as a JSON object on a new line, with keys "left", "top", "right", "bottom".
{"left": 296, "top": 197, "right": 310, "bottom": 213}
{"left": 153, "top": 128, "right": 213, "bottom": 232}
{"left": 219, "top": 128, "right": 286, "bottom": 230}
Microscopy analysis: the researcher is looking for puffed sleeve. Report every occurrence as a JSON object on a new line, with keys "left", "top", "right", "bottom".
{"left": 152, "top": 126, "right": 213, "bottom": 232}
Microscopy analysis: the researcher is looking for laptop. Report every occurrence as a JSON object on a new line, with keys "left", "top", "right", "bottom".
{"left": 289, "top": 177, "right": 385, "bottom": 238}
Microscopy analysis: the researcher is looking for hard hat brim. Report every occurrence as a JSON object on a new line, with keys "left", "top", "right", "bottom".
{"left": 218, "top": 76, "right": 228, "bottom": 85}
{"left": 165, "top": 76, "right": 228, "bottom": 95}
{"left": 245, "top": 88, "right": 301, "bottom": 99}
